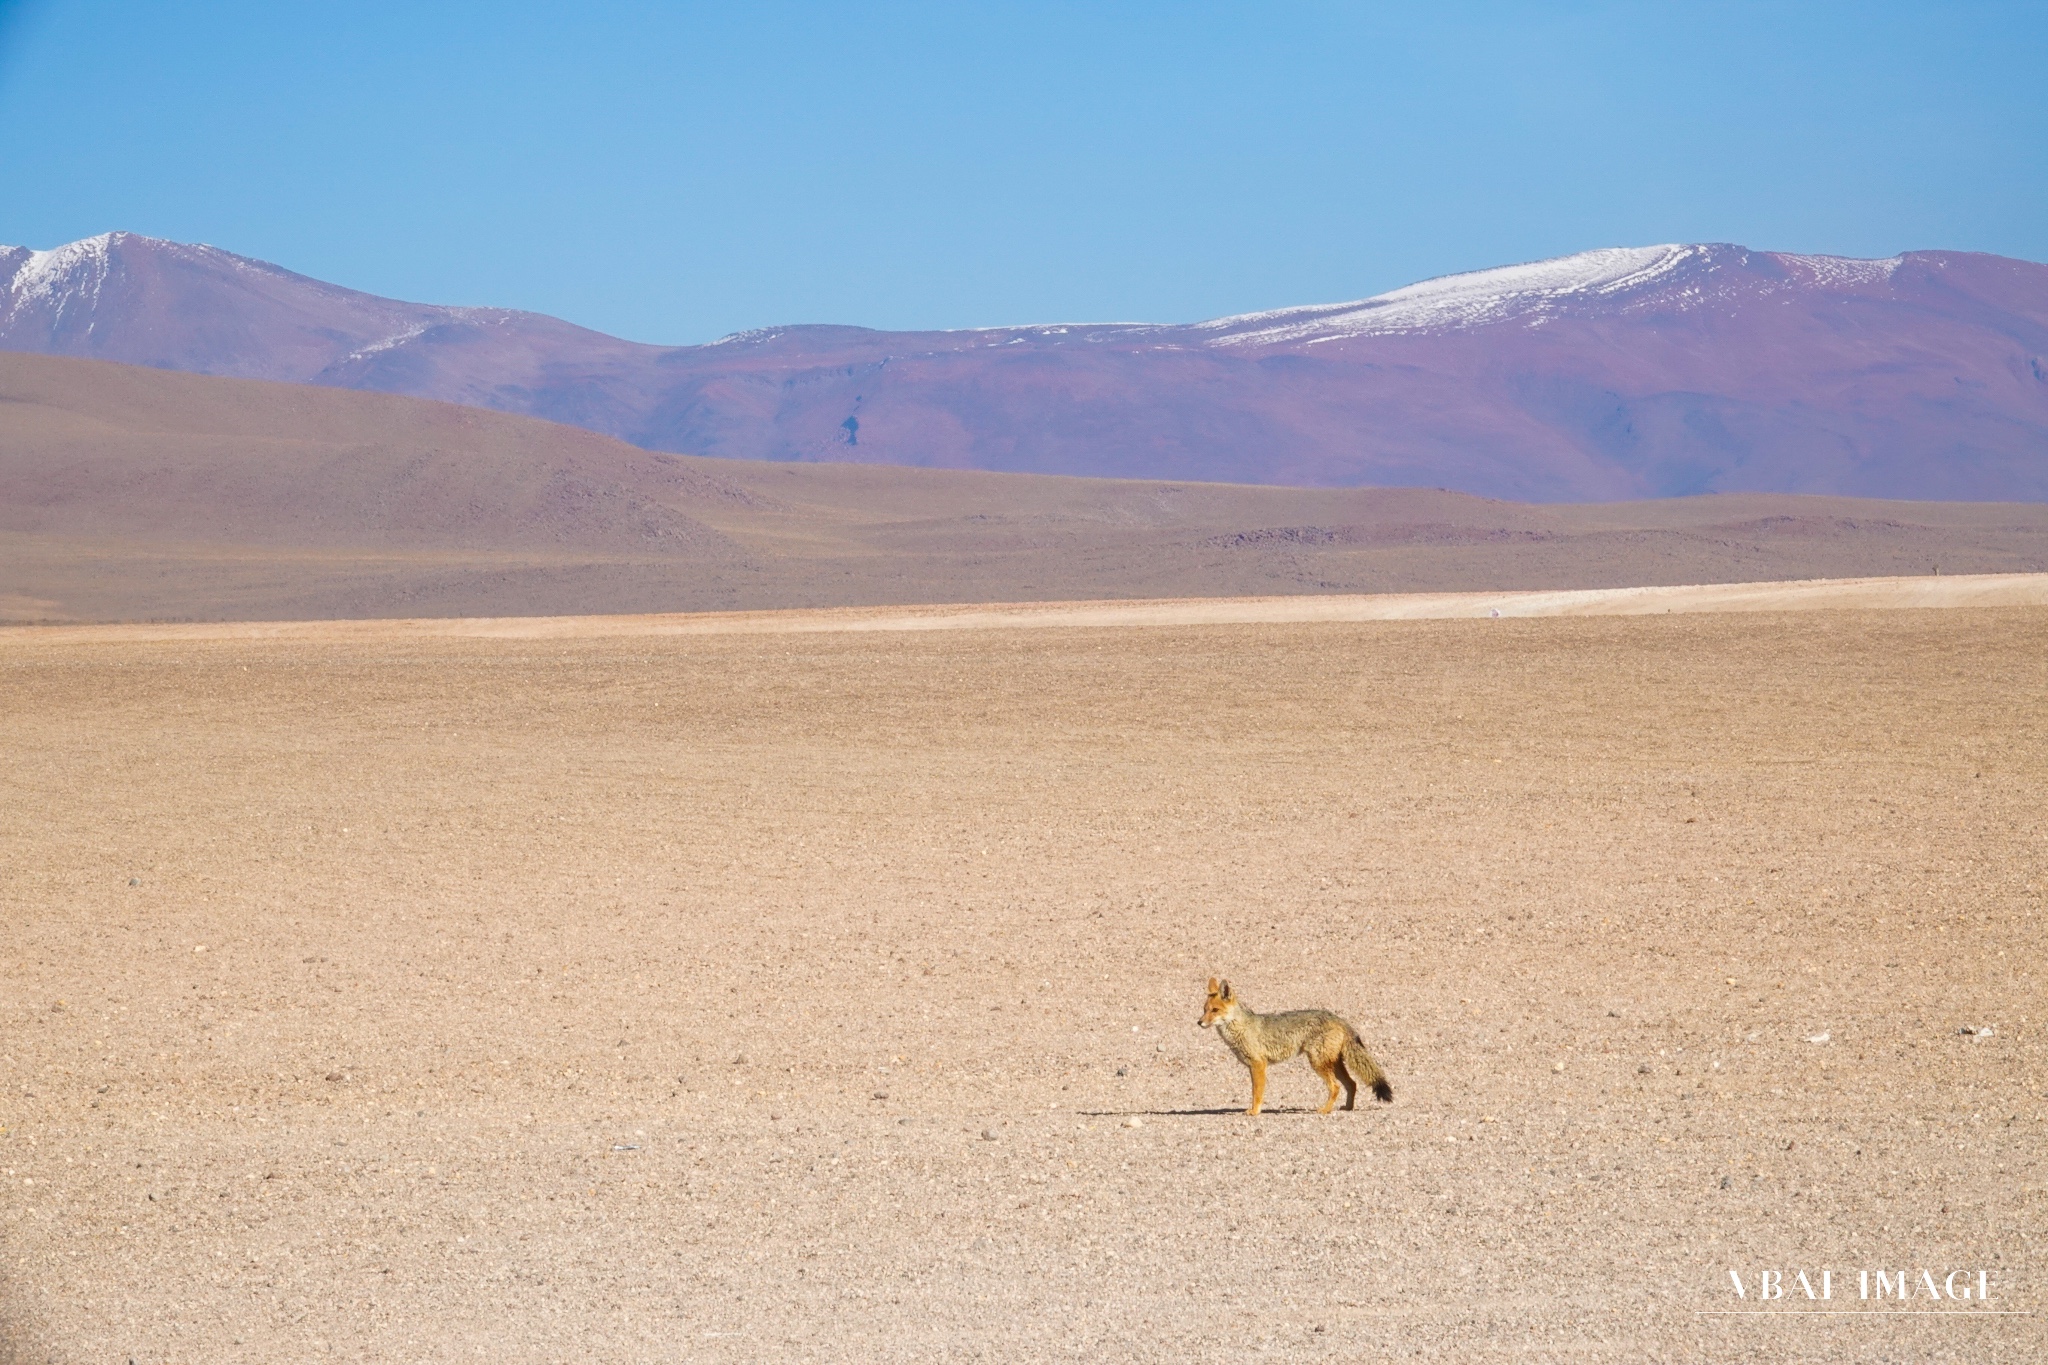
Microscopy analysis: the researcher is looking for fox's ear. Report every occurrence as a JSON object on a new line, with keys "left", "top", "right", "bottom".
{"left": 1207, "top": 976, "right": 1219, "bottom": 994}
{"left": 1221, "top": 979, "right": 1233, "bottom": 999}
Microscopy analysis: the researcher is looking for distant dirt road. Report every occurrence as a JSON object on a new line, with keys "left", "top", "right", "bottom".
{"left": 10, "top": 571, "right": 2046, "bottom": 645}
{"left": 2, "top": 599, "right": 2042, "bottom": 1362}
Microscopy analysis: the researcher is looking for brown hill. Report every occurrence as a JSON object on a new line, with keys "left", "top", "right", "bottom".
{"left": 2, "top": 352, "right": 2044, "bottom": 624}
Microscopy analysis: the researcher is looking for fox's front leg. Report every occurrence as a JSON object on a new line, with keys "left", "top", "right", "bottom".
{"left": 1246, "top": 1059, "right": 1267, "bottom": 1115}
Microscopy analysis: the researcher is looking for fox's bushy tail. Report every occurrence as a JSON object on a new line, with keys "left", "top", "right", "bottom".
{"left": 1342, "top": 1034, "right": 1394, "bottom": 1103}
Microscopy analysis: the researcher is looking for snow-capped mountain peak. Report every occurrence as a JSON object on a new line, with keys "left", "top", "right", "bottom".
{"left": 3, "top": 231, "right": 125, "bottom": 320}
{"left": 1195, "top": 243, "right": 1906, "bottom": 346}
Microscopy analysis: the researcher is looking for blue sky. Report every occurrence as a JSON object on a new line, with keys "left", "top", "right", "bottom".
{"left": 1, "top": 1, "right": 2042, "bottom": 343}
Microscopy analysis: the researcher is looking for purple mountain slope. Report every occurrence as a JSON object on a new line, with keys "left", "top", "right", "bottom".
{"left": 5, "top": 233, "right": 2046, "bottom": 501}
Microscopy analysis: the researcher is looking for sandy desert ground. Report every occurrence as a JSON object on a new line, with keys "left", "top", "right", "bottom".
{"left": 2, "top": 588, "right": 2044, "bottom": 1362}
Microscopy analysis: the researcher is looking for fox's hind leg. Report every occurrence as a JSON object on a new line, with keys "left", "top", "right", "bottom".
{"left": 1333, "top": 1053, "right": 1360, "bottom": 1111}
{"left": 1311, "top": 1053, "right": 1342, "bottom": 1114}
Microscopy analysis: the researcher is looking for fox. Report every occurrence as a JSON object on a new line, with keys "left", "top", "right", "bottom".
{"left": 1199, "top": 977, "right": 1393, "bottom": 1115}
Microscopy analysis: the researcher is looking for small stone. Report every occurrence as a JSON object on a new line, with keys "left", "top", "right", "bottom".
{"left": 871, "top": 1091, "right": 888, "bottom": 1100}
{"left": 1552, "top": 1061, "right": 1566, "bottom": 1072}
{"left": 128, "top": 878, "right": 141, "bottom": 887}
{"left": 1155, "top": 1043, "right": 1166, "bottom": 1053}
{"left": 1124, "top": 1117, "right": 1144, "bottom": 1129}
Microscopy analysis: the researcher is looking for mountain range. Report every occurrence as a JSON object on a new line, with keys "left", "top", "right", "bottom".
{"left": 4, "top": 232, "right": 2046, "bottom": 502}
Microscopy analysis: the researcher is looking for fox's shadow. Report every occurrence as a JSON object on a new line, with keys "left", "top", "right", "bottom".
{"left": 1080, "top": 1106, "right": 1336, "bottom": 1117}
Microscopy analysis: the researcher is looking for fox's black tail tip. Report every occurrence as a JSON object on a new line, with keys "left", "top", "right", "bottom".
{"left": 1372, "top": 1078, "right": 1394, "bottom": 1104}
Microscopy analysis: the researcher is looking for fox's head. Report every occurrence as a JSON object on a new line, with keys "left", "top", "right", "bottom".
{"left": 1199, "top": 977, "right": 1238, "bottom": 1028}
